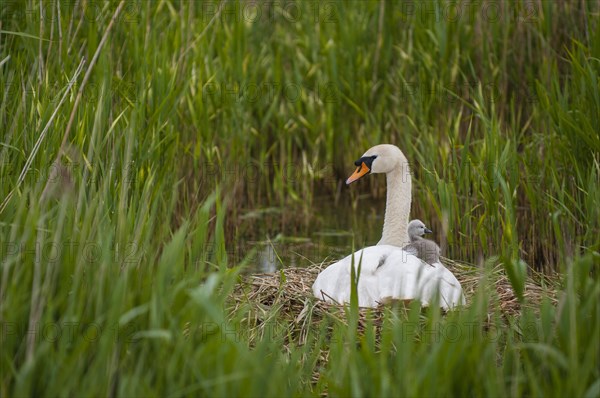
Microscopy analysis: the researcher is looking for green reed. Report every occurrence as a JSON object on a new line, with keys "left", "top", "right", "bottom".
{"left": 0, "top": 1, "right": 598, "bottom": 396}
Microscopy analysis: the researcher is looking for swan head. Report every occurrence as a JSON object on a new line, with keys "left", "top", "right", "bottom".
{"left": 346, "top": 144, "right": 407, "bottom": 184}
{"left": 407, "top": 219, "right": 432, "bottom": 240}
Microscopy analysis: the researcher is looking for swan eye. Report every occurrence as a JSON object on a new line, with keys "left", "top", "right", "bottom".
{"left": 353, "top": 155, "right": 377, "bottom": 167}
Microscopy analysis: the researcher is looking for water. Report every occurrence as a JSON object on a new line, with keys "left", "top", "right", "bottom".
{"left": 232, "top": 195, "right": 387, "bottom": 273}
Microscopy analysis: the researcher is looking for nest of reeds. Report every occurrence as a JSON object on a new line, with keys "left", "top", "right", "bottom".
{"left": 230, "top": 258, "right": 559, "bottom": 344}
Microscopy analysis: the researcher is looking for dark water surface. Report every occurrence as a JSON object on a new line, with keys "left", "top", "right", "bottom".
{"left": 232, "top": 194, "right": 387, "bottom": 273}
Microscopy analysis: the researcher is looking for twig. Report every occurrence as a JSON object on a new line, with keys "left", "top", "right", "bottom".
{"left": 320, "top": 290, "right": 340, "bottom": 305}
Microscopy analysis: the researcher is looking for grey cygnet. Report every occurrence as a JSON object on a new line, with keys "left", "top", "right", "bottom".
{"left": 403, "top": 219, "right": 440, "bottom": 265}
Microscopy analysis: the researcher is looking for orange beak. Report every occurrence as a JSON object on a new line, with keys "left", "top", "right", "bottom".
{"left": 346, "top": 162, "right": 370, "bottom": 185}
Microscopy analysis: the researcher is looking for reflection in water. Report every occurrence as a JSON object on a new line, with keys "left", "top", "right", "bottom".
{"left": 257, "top": 245, "right": 277, "bottom": 273}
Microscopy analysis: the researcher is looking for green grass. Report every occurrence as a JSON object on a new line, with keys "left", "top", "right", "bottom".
{"left": 0, "top": 1, "right": 599, "bottom": 396}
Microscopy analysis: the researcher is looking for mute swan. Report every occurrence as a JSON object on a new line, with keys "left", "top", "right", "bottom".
{"left": 403, "top": 219, "right": 440, "bottom": 265}
{"left": 312, "top": 144, "right": 464, "bottom": 310}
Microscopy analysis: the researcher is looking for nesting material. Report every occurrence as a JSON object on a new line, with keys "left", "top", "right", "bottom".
{"left": 231, "top": 258, "right": 558, "bottom": 337}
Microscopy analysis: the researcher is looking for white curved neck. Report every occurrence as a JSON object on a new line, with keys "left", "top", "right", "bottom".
{"left": 377, "top": 164, "right": 412, "bottom": 247}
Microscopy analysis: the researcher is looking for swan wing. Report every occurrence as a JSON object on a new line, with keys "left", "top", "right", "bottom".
{"left": 430, "top": 262, "right": 467, "bottom": 308}
{"left": 312, "top": 246, "right": 464, "bottom": 309}
{"left": 312, "top": 246, "right": 387, "bottom": 307}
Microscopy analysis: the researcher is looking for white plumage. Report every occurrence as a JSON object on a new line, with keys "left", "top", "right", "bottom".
{"left": 312, "top": 245, "right": 465, "bottom": 310}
